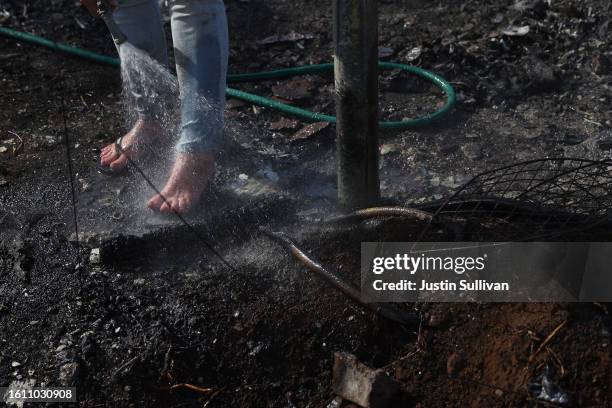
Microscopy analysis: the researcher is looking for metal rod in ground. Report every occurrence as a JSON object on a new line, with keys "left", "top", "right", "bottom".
{"left": 60, "top": 96, "right": 82, "bottom": 285}
{"left": 333, "top": 0, "right": 381, "bottom": 210}
{"left": 260, "top": 228, "right": 418, "bottom": 326}
{"left": 325, "top": 207, "right": 434, "bottom": 224}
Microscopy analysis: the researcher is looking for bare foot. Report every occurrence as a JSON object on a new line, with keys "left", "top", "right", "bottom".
{"left": 147, "top": 152, "right": 214, "bottom": 214}
{"left": 100, "top": 118, "right": 160, "bottom": 171}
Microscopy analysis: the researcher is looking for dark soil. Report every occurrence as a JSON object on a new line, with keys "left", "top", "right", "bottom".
{"left": 1, "top": 0, "right": 611, "bottom": 407}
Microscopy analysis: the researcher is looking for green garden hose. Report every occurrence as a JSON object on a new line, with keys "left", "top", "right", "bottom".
{"left": 0, "top": 26, "right": 456, "bottom": 130}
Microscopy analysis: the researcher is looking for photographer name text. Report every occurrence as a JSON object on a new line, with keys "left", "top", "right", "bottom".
{"left": 372, "top": 279, "right": 509, "bottom": 292}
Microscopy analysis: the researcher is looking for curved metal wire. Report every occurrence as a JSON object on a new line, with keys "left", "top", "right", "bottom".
{"left": 416, "top": 158, "right": 612, "bottom": 242}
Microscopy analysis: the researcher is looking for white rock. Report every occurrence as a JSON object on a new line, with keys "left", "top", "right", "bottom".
{"left": 89, "top": 248, "right": 101, "bottom": 264}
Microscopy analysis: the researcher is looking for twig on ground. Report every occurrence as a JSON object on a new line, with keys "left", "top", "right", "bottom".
{"left": 545, "top": 346, "right": 565, "bottom": 377}
{"left": 112, "top": 355, "right": 140, "bottom": 378}
{"left": 159, "top": 346, "right": 174, "bottom": 385}
{"left": 202, "top": 388, "right": 224, "bottom": 407}
{"left": 529, "top": 320, "right": 567, "bottom": 364}
{"left": 163, "top": 383, "right": 214, "bottom": 394}
{"left": 7, "top": 130, "right": 23, "bottom": 157}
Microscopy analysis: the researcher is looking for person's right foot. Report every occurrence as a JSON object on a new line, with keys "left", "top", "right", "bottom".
{"left": 100, "top": 118, "right": 160, "bottom": 171}
{"left": 147, "top": 152, "right": 214, "bottom": 214}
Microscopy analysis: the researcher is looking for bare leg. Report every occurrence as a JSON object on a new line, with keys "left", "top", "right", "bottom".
{"left": 100, "top": 0, "right": 167, "bottom": 171}
{"left": 148, "top": 0, "right": 228, "bottom": 213}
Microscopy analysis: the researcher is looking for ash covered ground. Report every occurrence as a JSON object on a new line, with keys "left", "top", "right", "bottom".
{"left": 1, "top": 0, "right": 611, "bottom": 406}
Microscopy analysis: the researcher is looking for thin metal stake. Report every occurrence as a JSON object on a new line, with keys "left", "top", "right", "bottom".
{"left": 60, "top": 96, "right": 83, "bottom": 279}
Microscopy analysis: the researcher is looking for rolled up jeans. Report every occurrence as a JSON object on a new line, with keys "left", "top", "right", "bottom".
{"left": 113, "top": 0, "right": 228, "bottom": 153}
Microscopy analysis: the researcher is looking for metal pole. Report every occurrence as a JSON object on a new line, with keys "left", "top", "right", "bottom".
{"left": 334, "top": 0, "right": 380, "bottom": 211}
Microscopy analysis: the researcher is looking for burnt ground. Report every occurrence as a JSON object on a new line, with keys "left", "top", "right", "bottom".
{"left": 1, "top": 0, "right": 612, "bottom": 406}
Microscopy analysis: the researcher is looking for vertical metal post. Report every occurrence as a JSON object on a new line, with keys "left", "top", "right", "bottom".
{"left": 334, "top": 0, "right": 380, "bottom": 211}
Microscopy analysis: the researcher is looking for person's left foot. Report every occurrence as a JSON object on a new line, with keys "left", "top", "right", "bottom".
{"left": 147, "top": 152, "right": 214, "bottom": 214}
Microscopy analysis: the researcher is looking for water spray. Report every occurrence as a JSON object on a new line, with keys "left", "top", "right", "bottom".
{"left": 96, "top": 0, "right": 127, "bottom": 45}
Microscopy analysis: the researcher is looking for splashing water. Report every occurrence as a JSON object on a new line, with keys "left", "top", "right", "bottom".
{"left": 119, "top": 43, "right": 176, "bottom": 129}
{"left": 109, "top": 42, "right": 331, "bottom": 244}
{"left": 118, "top": 42, "right": 222, "bottom": 152}
{"left": 117, "top": 42, "right": 256, "bottom": 167}
{"left": 116, "top": 43, "right": 224, "bottom": 212}
{"left": 89, "top": 42, "right": 344, "bottom": 288}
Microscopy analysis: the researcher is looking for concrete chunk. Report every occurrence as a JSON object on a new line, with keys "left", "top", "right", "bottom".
{"left": 331, "top": 352, "right": 402, "bottom": 408}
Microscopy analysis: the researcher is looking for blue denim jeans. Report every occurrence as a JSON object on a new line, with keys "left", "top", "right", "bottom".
{"left": 114, "top": 0, "right": 228, "bottom": 153}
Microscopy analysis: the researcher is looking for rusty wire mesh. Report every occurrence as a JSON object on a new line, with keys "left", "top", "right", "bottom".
{"left": 417, "top": 158, "right": 612, "bottom": 241}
